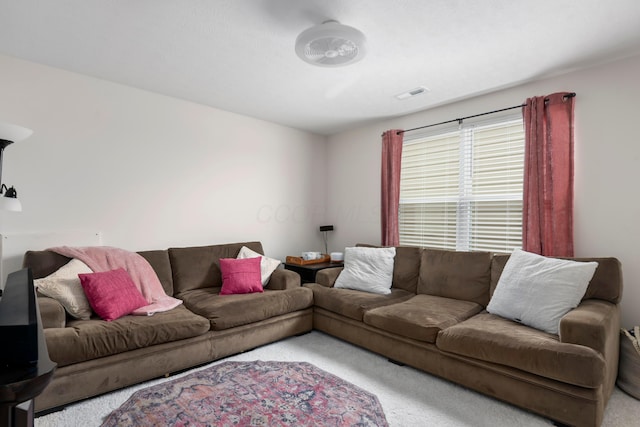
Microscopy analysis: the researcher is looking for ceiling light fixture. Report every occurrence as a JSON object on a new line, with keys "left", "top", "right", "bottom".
{"left": 295, "top": 20, "right": 366, "bottom": 67}
{"left": 0, "top": 122, "right": 33, "bottom": 212}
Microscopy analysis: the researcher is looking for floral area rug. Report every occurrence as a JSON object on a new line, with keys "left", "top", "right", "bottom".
{"left": 100, "top": 360, "right": 388, "bottom": 427}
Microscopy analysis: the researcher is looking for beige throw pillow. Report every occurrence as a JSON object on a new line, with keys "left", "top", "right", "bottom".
{"left": 237, "top": 246, "right": 281, "bottom": 286}
{"left": 34, "top": 258, "right": 93, "bottom": 320}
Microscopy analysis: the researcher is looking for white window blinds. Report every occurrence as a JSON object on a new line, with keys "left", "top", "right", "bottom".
{"left": 399, "top": 116, "right": 524, "bottom": 253}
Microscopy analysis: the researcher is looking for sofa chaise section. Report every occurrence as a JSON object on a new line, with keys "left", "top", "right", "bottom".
{"left": 307, "top": 247, "right": 622, "bottom": 427}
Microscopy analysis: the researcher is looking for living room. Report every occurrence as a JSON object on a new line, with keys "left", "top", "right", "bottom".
{"left": 1, "top": 1, "right": 639, "bottom": 426}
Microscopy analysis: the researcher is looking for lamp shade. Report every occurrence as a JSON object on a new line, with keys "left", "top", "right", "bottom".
{"left": 0, "top": 196, "right": 22, "bottom": 212}
{"left": 0, "top": 122, "right": 31, "bottom": 212}
{"left": 0, "top": 122, "right": 33, "bottom": 142}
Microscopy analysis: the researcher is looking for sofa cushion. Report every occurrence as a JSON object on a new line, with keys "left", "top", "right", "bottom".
{"left": 25, "top": 249, "right": 176, "bottom": 296}
{"left": 306, "top": 283, "right": 414, "bottom": 321}
{"left": 219, "top": 257, "right": 263, "bottom": 295}
{"left": 34, "top": 258, "right": 93, "bottom": 320}
{"left": 355, "top": 244, "right": 421, "bottom": 293}
{"left": 436, "top": 311, "right": 606, "bottom": 388}
{"left": 363, "top": 295, "right": 483, "bottom": 343}
{"left": 38, "top": 296, "right": 67, "bottom": 329}
{"left": 417, "top": 249, "right": 492, "bottom": 306}
{"left": 179, "top": 287, "right": 313, "bottom": 330}
{"left": 237, "top": 246, "right": 281, "bottom": 286}
{"left": 334, "top": 247, "right": 396, "bottom": 295}
{"left": 487, "top": 249, "right": 597, "bottom": 334}
{"left": 44, "top": 305, "right": 210, "bottom": 367}
{"left": 491, "top": 255, "right": 622, "bottom": 304}
{"left": 79, "top": 269, "right": 150, "bottom": 322}
{"left": 391, "top": 246, "right": 422, "bottom": 293}
{"left": 169, "top": 242, "right": 264, "bottom": 295}
{"left": 23, "top": 250, "right": 73, "bottom": 279}
{"left": 138, "top": 250, "right": 174, "bottom": 296}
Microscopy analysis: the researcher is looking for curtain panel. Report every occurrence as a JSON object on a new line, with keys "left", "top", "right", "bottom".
{"left": 522, "top": 92, "right": 575, "bottom": 257}
{"left": 381, "top": 129, "right": 404, "bottom": 246}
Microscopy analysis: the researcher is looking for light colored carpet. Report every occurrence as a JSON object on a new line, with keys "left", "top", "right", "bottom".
{"left": 36, "top": 331, "right": 639, "bottom": 427}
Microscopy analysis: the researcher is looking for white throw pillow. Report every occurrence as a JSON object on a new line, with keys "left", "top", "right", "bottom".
{"left": 34, "top": 258, "right": 93, "bottom": 320}
{"left": 237, "top": 246, "right": 281, "bottom": 286}
{"left": 487, "top": 249, "right": 598, "bottom": 334}
{"left": 334, "top": 247, "right": 396, "bottom": 295}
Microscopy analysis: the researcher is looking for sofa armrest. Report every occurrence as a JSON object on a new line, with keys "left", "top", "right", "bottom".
{"left": 38, "top": 296, "right": 67, "bottom": 329}
{"left": 315, "top": 267, "right": 344, "bottom": 287}
{"left": 265, "top": 268, "right": 301, "bottom": 290}
{"left": 560, "top": 299, "right": 621, "bottom": 397}
{"left": 559, "top": 299, "right": 620, "bottom": 356}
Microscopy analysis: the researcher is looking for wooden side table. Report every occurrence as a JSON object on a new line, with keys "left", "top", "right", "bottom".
{"left": 284, "top": 262, "right": 342, "bottom": 283}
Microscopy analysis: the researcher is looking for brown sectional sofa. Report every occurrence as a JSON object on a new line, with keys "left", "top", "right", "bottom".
{"left": 307, "top": 246, "right": 622, "bottom": 427}
{"left": 26, "top": 241, "right": 622, "bottom": 427}
{"left": 24, "top": 241, "right": 314, "bottom": 412}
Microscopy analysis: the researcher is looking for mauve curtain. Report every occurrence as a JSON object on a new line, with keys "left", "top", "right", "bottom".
{"left": 522, "top": 92, "right": 575, "bottom": 256}
{"left": 381, "top": 129, "right": 404, "bottom": 246}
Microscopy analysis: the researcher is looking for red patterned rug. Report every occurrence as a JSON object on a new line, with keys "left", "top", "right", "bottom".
{"left": 100, "top": 360, "right": 388, "bottom": 426}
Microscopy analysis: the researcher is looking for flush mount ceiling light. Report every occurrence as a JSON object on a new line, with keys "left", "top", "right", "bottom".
{"left": 295, "top": 20, "right": 366, "bottom": 67}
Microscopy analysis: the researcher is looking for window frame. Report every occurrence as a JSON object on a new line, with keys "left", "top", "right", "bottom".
{"left": 398, "top": 114, "right": 525, "bottom": 253}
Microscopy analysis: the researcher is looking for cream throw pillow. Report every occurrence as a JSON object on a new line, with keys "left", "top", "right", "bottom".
{"left": 237, "top": 246, "right": 281, "bottom": 286}
{"left": 334, "top": 247, "right": 396, "bottom": 295}
{"left": 34, "top": 258, "right": 93, "bottom": 320}
{"left": 487, "top": 249, "right": 598, "bottom": 334}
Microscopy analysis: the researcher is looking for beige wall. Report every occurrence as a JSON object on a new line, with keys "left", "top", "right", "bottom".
{"left": 2, "top": 51, "right": 638, "bottom": 328}
{"left": 326, "top": 54, "right": 640, "bottom": 329}
{"left": 0, "top": 54, "right": 328, "bottom": 263}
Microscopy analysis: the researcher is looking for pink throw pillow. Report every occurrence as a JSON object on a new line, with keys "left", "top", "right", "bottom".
{"left": 79, "top": 268, "right": 149, "bottom": 321}
{"left": 219, "top": 257, "right": 263, "bottom": 295}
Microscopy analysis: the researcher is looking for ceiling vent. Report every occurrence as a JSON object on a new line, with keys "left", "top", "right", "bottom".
{"left": 396, "top": 86, "right": 430, "bottom": 100}
{"left": 295, "top": 20, "right": 366, "bottom": 67}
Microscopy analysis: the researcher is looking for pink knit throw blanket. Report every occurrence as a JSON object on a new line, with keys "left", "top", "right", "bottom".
{"left": 49, "top": 246, "right": 182, "bottom": 316}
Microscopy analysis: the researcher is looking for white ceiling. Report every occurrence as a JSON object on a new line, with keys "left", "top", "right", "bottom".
{"left": 1, "top": 1, "right": 640, "bottom": 135}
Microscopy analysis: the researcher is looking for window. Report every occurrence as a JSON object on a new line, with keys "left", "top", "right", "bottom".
{"left": 399, "top": 116, "right": 524, "bottom": 253}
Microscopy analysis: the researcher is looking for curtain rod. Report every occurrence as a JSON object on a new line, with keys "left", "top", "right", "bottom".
{"left": 396, "top": 92, "right": 576, "bottom": 135}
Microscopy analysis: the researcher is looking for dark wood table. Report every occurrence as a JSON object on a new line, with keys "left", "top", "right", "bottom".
{"left": 284, "top": 262, "right": 343, "bottom": 283}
